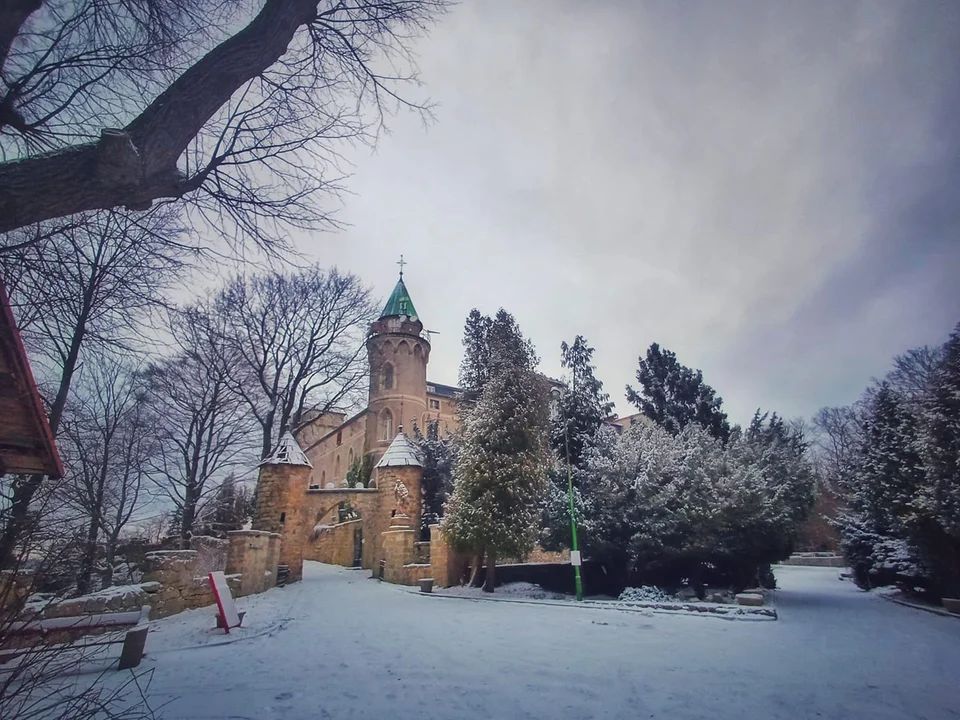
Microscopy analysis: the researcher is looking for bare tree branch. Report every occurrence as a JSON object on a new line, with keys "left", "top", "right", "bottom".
{"left": 0, "top": 0, "right": 447, "bottom": 247}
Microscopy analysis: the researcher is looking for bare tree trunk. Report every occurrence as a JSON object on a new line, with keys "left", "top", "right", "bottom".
{"left": 100, "top": 535, "right": 119, "bottom": 589}
{"left": 180, "top": 487, "right": 199, "bottom": 550}
{"left": 468, "top": 548, "right": 485, "bottom": 588}
{"left": 482, "top": 550, "right": 496, "bottom": 593}
{"left": 76, "top": 514, "right": 100, "bottom": 597}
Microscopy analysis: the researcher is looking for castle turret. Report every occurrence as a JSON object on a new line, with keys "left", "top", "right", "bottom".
{"left": 251, "top": 432, "right": 312, "bottom": 583}
{"left": 365, "top": 271, "right": 430, "bottom": 463}
{"left": 375, "top": 429, "right": 424, "bottom": 582}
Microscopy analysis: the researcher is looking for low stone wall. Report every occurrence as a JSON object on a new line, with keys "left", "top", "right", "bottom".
{"left": 40, "top": 583, "right": 157, "bottom": 619}
{"left": 780, "top": 555, "right": 846, "bottom": 568}
{"left": 141, "top": 550, "right": 242, "bottom": 618}
{"left": 428, "top": 524, "right": 466, "bottom": 589}
{"left": 394, "top": 563, "right": 433, "bottom": 586}
{"left": 506, "top": 546, "right": 571, "bottom": 565}
{"left": 226, "top": 530, "right": 281, "bottom": 596}
{"left": 17, "top": 551, "right": 244, "bottom": 625}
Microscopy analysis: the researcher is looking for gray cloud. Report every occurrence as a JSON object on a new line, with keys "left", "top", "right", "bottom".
{"left": 291, "top": 0, "right": 960, "bottom": 424}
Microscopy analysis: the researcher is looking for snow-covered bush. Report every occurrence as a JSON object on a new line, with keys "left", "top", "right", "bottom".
{"left": 574, "top": 417, "right": 815, "bottom": 592}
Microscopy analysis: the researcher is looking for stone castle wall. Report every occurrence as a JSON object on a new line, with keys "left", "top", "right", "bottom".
{"left": 303, "top": 488, "right": 386, "bottom": 569}
{"left": 226, "top": 530, "right": 282, "bottom": 596}
{"left": 307, "top": 518, "right": 363, "bottom": 567}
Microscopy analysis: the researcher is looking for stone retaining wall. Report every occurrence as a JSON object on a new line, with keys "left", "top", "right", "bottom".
{"left": 780, "top": 555, "right": 846, "bottom": 567}
{"left": 20, "top": 550, "right": 245, "bottom": 624}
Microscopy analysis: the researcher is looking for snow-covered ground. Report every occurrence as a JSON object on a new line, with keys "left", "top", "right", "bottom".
{"left": 124, "top": 562, "right": 959, "bottom": 720}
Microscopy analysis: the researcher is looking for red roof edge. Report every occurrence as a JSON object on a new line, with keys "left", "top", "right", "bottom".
{"left": 0, "top": 276, "right": 64, "bottom": 479}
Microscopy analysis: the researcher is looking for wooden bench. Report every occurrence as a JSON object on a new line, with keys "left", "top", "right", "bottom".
{"left": 0, "top": 605, "right": 151, "bottom": 670}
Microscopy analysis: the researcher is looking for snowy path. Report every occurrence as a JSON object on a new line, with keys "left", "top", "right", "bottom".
{"left": 132, "top": 562, "right": 960, "bottom": 720}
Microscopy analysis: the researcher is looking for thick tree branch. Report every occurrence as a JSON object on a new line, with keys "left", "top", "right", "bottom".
{"left": 0, "top": 0, "right": 319, "bottom": 232}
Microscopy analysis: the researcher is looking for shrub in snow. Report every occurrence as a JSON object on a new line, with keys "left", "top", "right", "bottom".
{"left": 570, "top": 416, "right": 815, "bottom": 593}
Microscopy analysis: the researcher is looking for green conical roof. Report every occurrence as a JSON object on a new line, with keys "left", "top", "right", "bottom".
{"left": 380, "top": 277, "right": 419, "bottom": 320}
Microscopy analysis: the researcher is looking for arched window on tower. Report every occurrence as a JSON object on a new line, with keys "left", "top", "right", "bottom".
{"left": 379, "top": 408, "right": 393, "bottom": 441}
{"left": 335, "top": 456, "right": 341, "bottom": 483}
{"left": 382, "top": 363, "right": 394, "bottom": 390}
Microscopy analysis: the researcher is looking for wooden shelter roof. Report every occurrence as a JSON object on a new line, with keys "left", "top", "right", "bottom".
{"left": 0, "top": 278, "right": 63, "bottom": 478}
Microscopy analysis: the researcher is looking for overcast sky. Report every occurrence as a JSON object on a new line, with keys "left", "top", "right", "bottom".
{"left": 287, "top": 0, "right": 960, "bottom": 425}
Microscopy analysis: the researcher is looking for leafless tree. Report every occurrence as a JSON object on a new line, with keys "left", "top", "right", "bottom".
{"left": 58, "top": 354, "right": 156, "bottom": 595}
{"left": 144, "top": 305, "right": 256, "bottom": 548}
{"left": 0, "top": 490, "right": 157, "bottom": 720}
{"left": 886, "top": 345, "right": 941, "bottom": 405}
{"left": 211, "top": 265, "right": 376, "bottom": 458}
{"left": 0, "top": 208, "right": 191, "bottom": 568}
{"left": 810, "top": 405, "right": 864, "bottom": 494}
{"left": 0, "top": 0, "right": 448, "bottom": 247}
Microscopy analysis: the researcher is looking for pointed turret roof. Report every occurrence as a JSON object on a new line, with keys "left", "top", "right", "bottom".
{"left": 260, "top": 431, "right": 312, "bottom": 467}
{"left": 375, "top": 429, "right": 422, "bottom": 468}
{"left": 380, "top": 276, "right": 419, "bottom": 321}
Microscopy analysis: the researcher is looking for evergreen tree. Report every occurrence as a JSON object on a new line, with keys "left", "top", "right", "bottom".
{"left": 552, "top": 336, "right": 614, "bottom": 468}
{"left": 197, "top": 475, "right": 253, "bottom": 538}
{"left": 835, "top": 383, "right": 928, "bottom": 589}
{"left": 458, "top": 308, "right": 537, "bottom": 403}
{"left": 414, "top": 421, "right": 456, "bottom": 535}
{"left": 345, "top": 454, "right": 375, "bottom": 488}
{"left": 541, "top": 336, "right": 613, "bottom": 550}
{"left": 458, "top": 309, "right": 493, "bottom": 402}
{"left": 443, "top": 311, "right": 549, "bottom": 592}
{"left": 915, "top": 324, "right": 960, "bottom": 596}
{"left": 625, "top": 343, "right": 730, "bottom": 442}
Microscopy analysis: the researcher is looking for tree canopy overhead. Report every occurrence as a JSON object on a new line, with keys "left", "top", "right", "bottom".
{"left": 0, "top": 1, "right": 448, "bottom": 248}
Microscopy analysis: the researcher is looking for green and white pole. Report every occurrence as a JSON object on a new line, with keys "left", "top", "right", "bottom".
{"left": 565, "top": 427, "right": 583, "bottom": 601}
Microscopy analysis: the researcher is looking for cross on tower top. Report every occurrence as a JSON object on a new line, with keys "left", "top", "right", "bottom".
{"left": 397, "top": 254, "right": 407, "bottom": 279}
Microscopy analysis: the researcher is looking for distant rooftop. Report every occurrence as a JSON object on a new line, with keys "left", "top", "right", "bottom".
{"left": 260, "top": 432, "right": 312, "bottom": 468}
{"left": 426, "top": 381, "right": 461, "bottom": 398}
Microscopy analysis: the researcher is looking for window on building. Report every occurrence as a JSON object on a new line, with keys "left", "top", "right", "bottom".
{"left": 429, "top": 398, "right": 440, "bottom": 410}
{"left": 336, "top": 430, "right": 342, "bottom": 446}
{"left": 382, "top": 363, "right": 394, "bottom": 390}
{"left": 379, "top": 408, "right": 393, "bottom": 441}
{"left": 335, "top": 456, "right": 341, "bottom": 482}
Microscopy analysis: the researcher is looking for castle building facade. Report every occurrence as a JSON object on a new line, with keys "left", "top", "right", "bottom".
{"left": 294, "top": 272, "right": 460, "bottom": 492}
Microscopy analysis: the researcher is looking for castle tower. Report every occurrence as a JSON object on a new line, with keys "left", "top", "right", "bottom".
{"left": 251, "top": 432, "right": 312, "bottom": 583}
{"left": 375, "top": 430, "right": 423, "bottom": 582}
{"left": 365, "top": 269, "right": 430, "bottom": 463}
{"left": 375, "top": 429, "right": 423, "bottom": 532}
